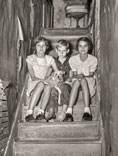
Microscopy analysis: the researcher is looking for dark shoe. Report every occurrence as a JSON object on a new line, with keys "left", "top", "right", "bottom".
{"left": 82, "top": 112, "right": 92, "bottom": 121}
{"left": 35, "top": 114, "right": 46, "bottom": 122}
{"left": 25, "top": 114, "right": 35, "bottom": 122}
{"left": 63, "top": 113, "right": 73, "bottom": 122}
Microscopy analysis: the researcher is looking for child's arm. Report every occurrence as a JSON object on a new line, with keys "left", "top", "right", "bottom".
{"left": 83, "top": 57, "right": 98, "bottom": 78}
{"left": 51, "top": 61, "right": 59, "bottom": 72}
{"left": 66, "top": 70, "right": 73, "bottom": 82}
{"left": 89, "top": 57, "right": 98, "bottom": 76}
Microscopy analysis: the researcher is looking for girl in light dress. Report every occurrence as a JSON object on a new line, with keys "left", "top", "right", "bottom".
{"left": 25, "top": 36, "right": 59, "bottom": 122}
{"left": 64, "top": 37, "right": 98, "bottom": 122}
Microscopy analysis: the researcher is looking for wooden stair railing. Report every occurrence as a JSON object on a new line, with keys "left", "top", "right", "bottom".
{"left": 42, "top": 0, "right": 54, "bottom": 28}
{"left": 3, "top": 74, "right": 28, "bottom": 156}
{"left": 87, "top": 0, "right": 95, "bottom": 29}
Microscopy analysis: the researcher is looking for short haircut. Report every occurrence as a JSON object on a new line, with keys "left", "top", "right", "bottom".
{"left": 56, "top": 39, "right": 70, "bottom": 50}
{"left": 33, "top": 36, "right": 49, "bottom": 49}
{"left": 76, "top": 37, "right": 93, "bottom": 52}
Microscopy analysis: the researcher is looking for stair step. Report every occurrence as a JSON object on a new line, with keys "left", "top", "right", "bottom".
{"left": 23, "top": 92, "right": 99, "bottom": 121}
{"left": 73, "top": 104, "right": 100, "bottom": 121}
{"left": 40, "top": 28, "right": 90, "bottom": 50}
{"left": 13, "top": 140, "right": 102, "bottom": 156}
{"left": 22, "top": 103, "right": 99, "bottom": 122}
{"left": 18, "top": 121, "right": 100, "bottom": 141}
{"left": 40, "top": 28, "right": 89, "bottom": 36}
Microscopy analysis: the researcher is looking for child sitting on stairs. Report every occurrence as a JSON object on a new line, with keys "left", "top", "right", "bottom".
{"left": 45, "top": 39, "right": 72, "bottom": 122}
{"left": 25, "top": 36, "right": 59, "bottom": 122}
{"left": 63, "top": 37, "right": 98, "bottom": 122}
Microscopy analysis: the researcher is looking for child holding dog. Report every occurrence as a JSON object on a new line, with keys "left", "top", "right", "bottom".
{"left": 25, "top": 36, "right": 59, "bottom": 122}
{"left": 45, "top": 39, "right": 72, "bottom": 122}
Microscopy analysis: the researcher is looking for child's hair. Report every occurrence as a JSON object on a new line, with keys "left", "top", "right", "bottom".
{"left": 76, "top": 37, "right": 93, "bottom": 53}
{"left": 33, "top": 36, "right": 49, "bottom": 54}
{"left": 56, "top": 39, "right": 70, "bottom": 50}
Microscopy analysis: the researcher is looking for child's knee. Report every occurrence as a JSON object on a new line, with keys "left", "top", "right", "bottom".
{"left": 38, "top": 81, "right": 44, "bottom": 86}
{"left": 44, "top": 84, "right": 51, "bottom": 92}
{"left": 73, "top": 80, "right": 80, "bottom": 88}
{"left": 81, "top": 78, "right": 88, "bottom": 86}
{"left": 36, "top": 81, "right": 45, "bottom": 89}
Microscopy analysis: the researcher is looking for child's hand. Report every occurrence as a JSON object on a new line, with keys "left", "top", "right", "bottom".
{"left": 82, "top": 67, "right": 90, "bottom": 76}
{"left": 54, "top": 71, "right": 65, "bottom": 76}
{"left": 74, "top": 74, "right": 84, "bottom": 80}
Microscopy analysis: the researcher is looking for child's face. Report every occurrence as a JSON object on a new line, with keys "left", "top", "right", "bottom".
{"left": 36, "top": 41, "right": 47, "bottom": 55}
{"left": 78, "top": 41, "right": 89, "bottom": 55}
{"left": 56, "top": 45, "right": 69, "bottom": 59}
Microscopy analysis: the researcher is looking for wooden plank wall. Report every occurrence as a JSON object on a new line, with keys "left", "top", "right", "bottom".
{"left": 100, "top": 1, "right": 118, "bottom": 156}
{"left": 0, "top": 0, "right": 44, "bottom": 155}
{"left": 0, "top": 0, "right": 18, "bottom": 127}
{"left": 0, "top": 84, "right": 9, "bottom": 155}
{"left": 0, "top": 0, "right": 44, "bottom": 124}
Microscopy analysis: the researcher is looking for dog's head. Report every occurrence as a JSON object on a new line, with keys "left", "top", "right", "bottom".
{"left": 53, "top": 71, "right": 65, "bottom": 83}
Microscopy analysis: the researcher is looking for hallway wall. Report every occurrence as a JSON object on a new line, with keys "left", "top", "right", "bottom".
{"left": 0, "top": 0, "right": 44, "bottom": 128}
{"left": 100, "top": 1, "right": 118, "bottom": 156}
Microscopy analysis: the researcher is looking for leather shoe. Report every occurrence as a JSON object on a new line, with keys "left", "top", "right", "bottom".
{"left": 63, "top": 113, "right": 73, "bottom": 122}
{"left": 82, "top": 112, "right": 92, "bottom": 121}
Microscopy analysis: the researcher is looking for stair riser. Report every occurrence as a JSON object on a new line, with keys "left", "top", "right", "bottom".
{"left": 40, "top": 28, "right": 89, "bottom": 36}
{"left": 18, "top": 122, "right": 100, "bottom": 140}
{"left": 13, "top": 142, "right": 101, "bottom": 156}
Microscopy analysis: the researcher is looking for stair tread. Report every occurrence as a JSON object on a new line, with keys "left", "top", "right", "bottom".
{"left": 19, "top": 120, "right": 99, "bottom": 126}
{"left": 22, "top": 104, "right": 100, "bottom": 122}
{"left": 40, "top": 28, "right": 90, "bottom": 36}
{"left": 40, "top": 28, "right": 90, "bottom": 50}
{"left": 15, "top": 138, "right": 102, "bottom": 144}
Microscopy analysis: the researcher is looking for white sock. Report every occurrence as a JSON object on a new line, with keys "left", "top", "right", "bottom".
{"left": 66, "top": 108, "right": 72, "bottom": 114}
{"left": 84, "top": 107, "right": 90, "bottom": 114}
{"left": 37, "top": 109, "right": 44, "bottom": 115}
{"left": 26, "top": 110, "right": 33, "bottom": 116}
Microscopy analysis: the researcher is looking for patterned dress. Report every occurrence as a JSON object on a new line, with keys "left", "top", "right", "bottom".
{"left": 26, "top": 54, "right": 55, "bottom": 96}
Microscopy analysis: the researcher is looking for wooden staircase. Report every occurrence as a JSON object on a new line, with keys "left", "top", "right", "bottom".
{"left": 39, "top": 27, "right": 91, "bottom": 58}
{"left": 13, "top": 90, "right": 102, "bottom": 156}
{"left": 13, "top": 106, "right": 102, "bottom": 156}
{"left": 10, "top": 27, "right": 103, "bottom": 156}
{"left": 13, "top": 120, "right": 102, "bottom": 156}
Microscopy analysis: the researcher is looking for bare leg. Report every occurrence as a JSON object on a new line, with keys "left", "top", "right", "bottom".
{"left": 81, "top": 78, "right": 92, "bottom": 121}
{"left": 57, "top": 104, "right": 68, "bottom": 122}
{"left": 25, "top": 82, "right": 45, "bottom": 122}
{"left": 40, "top": 84, "right": 51, "bottom": 111}
{"left": 35, "top": 84, "right": 51, "bottom": 122}
{"left": 64, "top": 80, "right": 80, "bottom": 122}
{"left": 57, "top": 106, "right": 62, "bottom": 117}
{"left": 28, "top": 82, "right": 44, "bottom": 110}
{"left": 81, "top": 78, "right": 89, "bottom": 107}
{"left": 68, "top": 80, "right": 80, "bottom": 108}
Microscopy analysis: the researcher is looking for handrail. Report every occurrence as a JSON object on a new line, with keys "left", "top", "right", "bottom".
{"left": 88, "top": 0, "right": 95, "bottom": 29}
{"left": 42, "top": 0, "right": 54, "bottom": 28}
{"left": 3, "top": 75, "right": 28, "bottom": 156}
{"left": 48, "top": 0, "right": 54, "bottom": 28}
